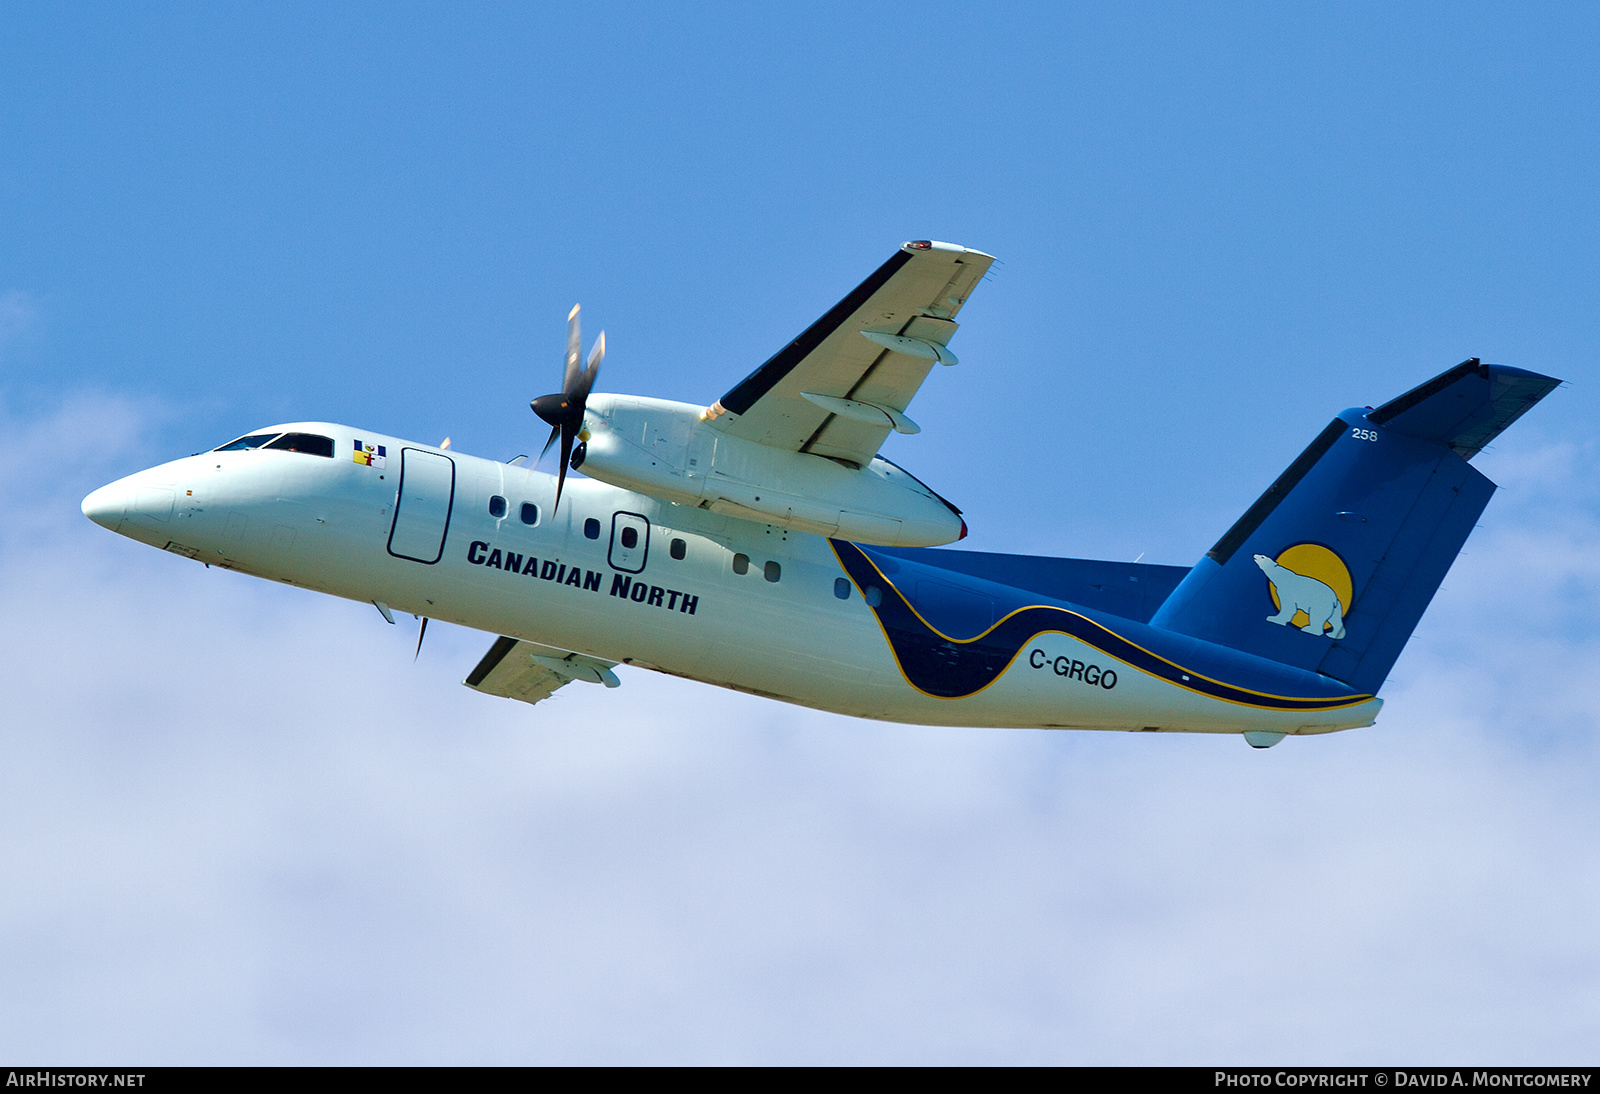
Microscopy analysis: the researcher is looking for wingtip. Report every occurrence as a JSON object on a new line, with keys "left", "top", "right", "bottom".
{"left": 902, "top": 240, "right": 997, "bottom": 260}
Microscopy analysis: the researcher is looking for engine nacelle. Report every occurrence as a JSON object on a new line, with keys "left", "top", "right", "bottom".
{"left": 578, "top": 394, "right": 965, "bottom": 547}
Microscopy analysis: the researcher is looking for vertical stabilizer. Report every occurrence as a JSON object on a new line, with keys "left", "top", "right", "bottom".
{"left": 1149, "top": 361, "right": 1560, "bottom": 696}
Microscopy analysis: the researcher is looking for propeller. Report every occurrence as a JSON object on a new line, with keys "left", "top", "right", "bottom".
{"left": 531, "top": 304, "right": 604, "bottom": 514}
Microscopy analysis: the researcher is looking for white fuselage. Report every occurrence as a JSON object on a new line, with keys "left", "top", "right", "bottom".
{"left": 82, "top": 423, "right": 1383, "bottom": 736}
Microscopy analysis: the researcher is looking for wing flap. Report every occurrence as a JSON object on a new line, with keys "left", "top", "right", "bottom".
{"left": 464, "top": 636, "right": 621, "bottom": 708}
{"left": 708, "top": 242, "right": 992, "bottom": 466}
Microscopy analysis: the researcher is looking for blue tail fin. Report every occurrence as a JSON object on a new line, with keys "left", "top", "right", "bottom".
{"left": 1149, "top": 360, "right": 1560, "bottom": 695}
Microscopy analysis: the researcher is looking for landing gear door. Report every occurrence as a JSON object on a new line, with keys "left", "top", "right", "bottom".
{"left": 388, "top": 449, "right": 456, "bottom": 564}
{"left": 608, "top": 511, "right": 650, "bottom": 573}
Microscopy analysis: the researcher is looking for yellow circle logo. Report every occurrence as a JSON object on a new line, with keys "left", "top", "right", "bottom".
{"left": 1264, "top": 543, "right": 1352, "bottom": 633}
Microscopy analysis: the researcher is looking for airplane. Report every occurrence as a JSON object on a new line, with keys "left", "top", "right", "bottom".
{"left": 80, "top": 240, "right": 1561, "bottom": 748}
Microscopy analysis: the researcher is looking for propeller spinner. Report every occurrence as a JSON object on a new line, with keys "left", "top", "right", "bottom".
{"left": 532, "top": 304, "right": 604, "bottom": 513}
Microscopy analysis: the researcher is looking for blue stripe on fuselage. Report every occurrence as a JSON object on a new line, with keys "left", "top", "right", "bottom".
{"left": 832, "top": 541, "right": 1371, "bottom": 710}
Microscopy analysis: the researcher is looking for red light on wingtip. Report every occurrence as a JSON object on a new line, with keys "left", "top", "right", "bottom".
{"left": 908, "top": 240, "right": 932, "bottom": 249}
{"left": 959, "top": 519, "right": 968, "bottom": 540}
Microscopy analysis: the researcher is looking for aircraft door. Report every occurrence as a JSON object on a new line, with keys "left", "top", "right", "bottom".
{"left": 387, "top": 448, "right": 456, "bottom": 564}
{"left": 608, "top": 511, "right": 650, "bottom": 573}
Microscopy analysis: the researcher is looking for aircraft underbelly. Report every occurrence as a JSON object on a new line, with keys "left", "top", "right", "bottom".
{"left": 415, "top": 550, "right": 1373, "bottom": 735}
{"left": 689, "top": 625, "right": 1378, "bottom": 733}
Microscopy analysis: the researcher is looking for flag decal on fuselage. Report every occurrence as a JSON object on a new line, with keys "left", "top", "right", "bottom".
{"left": 353, "top": 440, "right": 387, "bottom": 468}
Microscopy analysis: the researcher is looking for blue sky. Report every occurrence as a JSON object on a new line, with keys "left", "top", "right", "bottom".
{"left": 1, "top": 2, "right": 1596, "bottom": 1063}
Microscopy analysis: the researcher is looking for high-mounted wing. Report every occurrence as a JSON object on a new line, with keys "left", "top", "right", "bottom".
{"left": 464, "top": 636, "right": 621, "bottom": 708}
{"left": 704, "top": 240, "right": 995, "bottom": 467}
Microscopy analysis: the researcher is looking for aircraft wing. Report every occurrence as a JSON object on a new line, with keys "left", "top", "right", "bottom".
{"left": 464, "top": 636, "right": 620, "bottom": 707}
{"left": 704, "top": 240, "right": 995, "bottom": 467}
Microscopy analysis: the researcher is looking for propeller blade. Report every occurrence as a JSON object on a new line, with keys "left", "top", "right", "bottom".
{"left": 553, "top": 425, "right": 574, "bottom": 513}
{"left": 576, "top": 331, "right": 605, "bottom": 402}
{"left": 535, "top": 309, "right": 603, "bottom": 515}
{"left": 538, "top": 422, "right": 561, "bottom": 461}
{"left": 563, "top": 304, "right": 582, "bottom": 393}
{"left": 413, "top": 616, "right": 429, "bottom": 662}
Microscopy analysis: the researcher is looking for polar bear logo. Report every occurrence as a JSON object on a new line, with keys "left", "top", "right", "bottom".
{"left": 1253, "top": 553, "right": 1347, "bottom": 639}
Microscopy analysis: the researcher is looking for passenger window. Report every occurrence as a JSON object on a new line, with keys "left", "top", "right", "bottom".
{"left": 621, "top": 526, "right": 638, "bottom": 549}
{"left": 865, "top": 586, "right": 883, "bottom": 607}
{"left": 834, "top": 578, "right": 852, "bottom": 600}
{"left": 732, "top": 553, "right": 750, "bottom": 575}
{"left": 520, "top": 502, "right": 539, "bottom": 526}
{"left": 584, "top": 518, "right": 600, "bottom": 540}
{"left": 670, "top": 538, "right": 686, "bottom": 560}
{"left": 263, "top": 433, "right": 335, "bottom": 457}
{"left": 764, "top": 560, "right": 781, "bottom": 583}
{"left": 214, "top": 433, "right": 282, "bottom": 452}
{"left": 489, "top": 495, "right": 507, "bottom": 518}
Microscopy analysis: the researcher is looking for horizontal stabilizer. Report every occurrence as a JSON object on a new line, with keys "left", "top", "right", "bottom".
{"left": 1369, "top": 359, "right": 1561, "bottom": 460}
{"left": 872, "top": 545, "right": 1190, "bottom": 623}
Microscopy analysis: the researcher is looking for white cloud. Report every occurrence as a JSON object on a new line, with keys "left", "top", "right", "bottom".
{"left": 0, "top": 400, "right": 1595, "bottom": 1063}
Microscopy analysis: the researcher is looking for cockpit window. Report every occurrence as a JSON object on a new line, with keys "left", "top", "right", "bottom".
{"left": 263, "top": 433, "right": 335, "bottom": 458}
{"left": 214, "top": 433, "right": 283, "bottom": 452}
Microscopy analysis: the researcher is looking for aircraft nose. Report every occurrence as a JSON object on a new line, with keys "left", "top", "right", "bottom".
{"left": 81, "top": 481, "right": 129, "bottom": 531}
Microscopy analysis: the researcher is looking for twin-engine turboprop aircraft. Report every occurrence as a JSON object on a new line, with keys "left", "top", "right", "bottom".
{"left": 83, "top": 241, "right": 1561, "bottom": 747}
